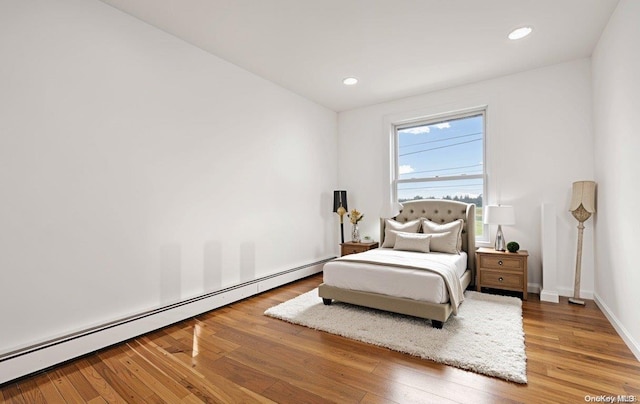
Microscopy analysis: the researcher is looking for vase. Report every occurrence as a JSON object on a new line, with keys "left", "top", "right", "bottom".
{"left": 351, "top": 223, "right": 361, "bottom": 243}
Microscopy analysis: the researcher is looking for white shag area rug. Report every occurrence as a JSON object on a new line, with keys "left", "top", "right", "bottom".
{"left": 264, "top": 289, "right": 527, "bottom": 384}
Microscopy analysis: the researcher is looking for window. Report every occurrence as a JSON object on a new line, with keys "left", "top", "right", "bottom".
{"left": 393, "top": 109, "right": 486, "bottom": 238}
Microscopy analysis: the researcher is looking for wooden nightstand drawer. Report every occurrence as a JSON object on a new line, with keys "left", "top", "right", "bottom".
{"left": 479, "top": 270, "right": 524, "bottom": 289}
{"left": 341, "top": 242, "right": 378, "bottom": 256}
{"left": 476, "top": 247, "right": 529, "bottom": 300}
{"left": 479, "top": 255, "right": 524, "bottom": 271}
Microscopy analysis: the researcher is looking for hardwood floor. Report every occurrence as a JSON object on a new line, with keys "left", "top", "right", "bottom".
{"left": 2, "top": 273, "right": 639, "bottom": 403}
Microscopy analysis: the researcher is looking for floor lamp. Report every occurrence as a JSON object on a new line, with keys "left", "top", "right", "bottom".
{"left": 569, "top": 181, "right": 596, "bottom": 305}
{"left": 333, "top": 190, "right": 348, "bottom": 244}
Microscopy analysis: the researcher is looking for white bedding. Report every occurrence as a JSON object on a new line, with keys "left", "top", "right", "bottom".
{"left": 323, "top": 248, "right": 468, "bottom": 305}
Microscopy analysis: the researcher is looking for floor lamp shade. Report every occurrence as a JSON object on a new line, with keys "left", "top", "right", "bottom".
{"left": 333, "top": 190, "right": 348, "bottom": 244}
{"left": 569, "top": 181, "right": 596, "bottom": 306}
{"left": 333, "top": 190, "right": 348, "bottom": 213}
{"left": 570, "top": 181, "right": 596, "bottom": 215}
{"left": 484, "top": 205, "right": 516, "bottom": 251}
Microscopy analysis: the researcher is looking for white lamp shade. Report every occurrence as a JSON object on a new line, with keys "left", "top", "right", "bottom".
{"left": 569, "top": 181, "right": 596, "bottom": 213}
{"left": 381, "top": 201, "right": 404, "bottom": 218}
{"left": 392, "top": 201, "right": 404, "bottom": 217}
{"left": 484, "top": 205, "right": 516, "bottom": 225}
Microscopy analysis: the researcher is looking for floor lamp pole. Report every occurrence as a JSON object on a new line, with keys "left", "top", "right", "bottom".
{"left": 569, "top": 221, "right": 586, "bottom": 305}
{"left": 569, "top": 204, "right": 591, "bottom": 306}
{"left": 337, "top": 206, "right": 346, "bottom": 244}
{"left": 568, "top": 180, "right": 596, "bottom": 306}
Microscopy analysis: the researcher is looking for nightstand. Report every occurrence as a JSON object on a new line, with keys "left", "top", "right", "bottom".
{"left": 341, "top": 241, "right": 378, "bottom": 257}
{"left": 476, "top": 247, "right": 528, "bottom": 300}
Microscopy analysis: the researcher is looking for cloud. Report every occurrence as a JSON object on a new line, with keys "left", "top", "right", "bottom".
{"left": 401, "top": 123, "right": 449, "bottom": 134}
{"left": 402, "top": 127, "right": 430, "bottom": 135}
{"left": 398, "top": 165, "right": 415, "bottom": 174}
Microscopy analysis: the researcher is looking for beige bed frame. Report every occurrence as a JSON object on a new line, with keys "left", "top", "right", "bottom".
{"left": 318, "top": 199, "right": 476, "bottom": 328}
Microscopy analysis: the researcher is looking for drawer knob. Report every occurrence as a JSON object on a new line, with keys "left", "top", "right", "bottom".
{"left": 498, "top": 260, "right": 503, "bottom": 266}
{"left": 498, "top": 277, "right": 504, "bottom": 282}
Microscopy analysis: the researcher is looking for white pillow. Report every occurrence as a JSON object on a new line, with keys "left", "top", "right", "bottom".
{"left": 381, "top": 219, "right": 421, "bottom": 248}
{"left": 393, "top": 232, "right": 431, "bottom": 253}
{"left": 420, "top": 218, "right": 464, "bottom": 254}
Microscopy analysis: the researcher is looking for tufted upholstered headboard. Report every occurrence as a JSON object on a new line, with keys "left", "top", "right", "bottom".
{"left": 379, "top": 199, "right": 476, "bottom": 273}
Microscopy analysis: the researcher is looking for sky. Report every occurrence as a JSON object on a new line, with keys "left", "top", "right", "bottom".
{"left": 397, "top": 114, "right": 483, "bottom": 201}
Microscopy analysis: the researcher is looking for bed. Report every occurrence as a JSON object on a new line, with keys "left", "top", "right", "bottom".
{"left": 318, "top": 199, "right": 476, "bottom": 328}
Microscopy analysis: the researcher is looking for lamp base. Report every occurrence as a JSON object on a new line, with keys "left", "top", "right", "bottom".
{"left": 568, "top": 297, "right": 585, "bottom": 306}
{"left": 494, "top": 225, "right": 506, "bottom": 251}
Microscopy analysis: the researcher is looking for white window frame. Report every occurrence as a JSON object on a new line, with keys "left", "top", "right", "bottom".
{"left": 390, "top": 106, "right": 488, "bottom": 242}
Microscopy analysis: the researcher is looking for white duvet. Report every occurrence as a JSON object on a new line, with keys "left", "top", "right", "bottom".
{"left": 323, "top": 248, "right": 468, "bottom": 311}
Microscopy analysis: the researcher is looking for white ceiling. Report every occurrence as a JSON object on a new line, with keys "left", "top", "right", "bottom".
{"left": 99, "top": 0, "right": 618, "bottom": 112}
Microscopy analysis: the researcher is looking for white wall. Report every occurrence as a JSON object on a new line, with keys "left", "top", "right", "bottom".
{"left": 0, "top": 0, "right": 337, "bottom": 354}
{"left": 338, "top": 59, "right": 595, "bottom": 296}
{"left": 591, "top": 0, "right": 640, "bottom": 359}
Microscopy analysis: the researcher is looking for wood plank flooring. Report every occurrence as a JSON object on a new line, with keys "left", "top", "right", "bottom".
{"left": 2, "top": 273, "right": 639, "bottom": 403}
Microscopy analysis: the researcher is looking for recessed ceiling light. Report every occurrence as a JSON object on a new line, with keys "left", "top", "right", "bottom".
{"left": 508, "top": 26, "right": 533, "bottom": 40}
{"left": 343, "top": 77, "right": 358, "bottom": 85}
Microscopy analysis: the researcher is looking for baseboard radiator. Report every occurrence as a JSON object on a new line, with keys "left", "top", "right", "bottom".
{"left": 0, "top": 258, "right": 331, "bottom": 385}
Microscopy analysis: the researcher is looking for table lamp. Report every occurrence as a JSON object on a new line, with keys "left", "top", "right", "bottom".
{"left": 484, "top": 205, "right": 516, "bottom": 251}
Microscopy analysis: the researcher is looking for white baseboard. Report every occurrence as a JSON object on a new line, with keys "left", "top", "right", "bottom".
{"left": 540, "top": 289, "right": 560, "bottom": 303}
{"left": 557, "top": 286, "right": 594, "bottom": 300}
{"left": 527, "top": 282, "right": 541, "bottom": 295}
{"left": 0, "top": 259, "right": 330, "bottom": 385}
{"left": 594, "top": 293, "right": 640, "bottom": 361}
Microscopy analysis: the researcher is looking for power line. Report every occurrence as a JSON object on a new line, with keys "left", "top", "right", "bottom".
{"left": 399, "top": 138, "right": 481, "bottom": 157}
{"left": 432, "top": 170, "right": 483, "bottom": 177}
{"left": 399, "top": 131, "right": 483, "bottom": 148}
{"left": 402, "top": 163, "right": 483, "bottom": 176}
{"left": 402, "top": 171, "right": 483, "bottom": 178}
{"left": 399, "top": 182, "right": 483, "bottom": 191}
